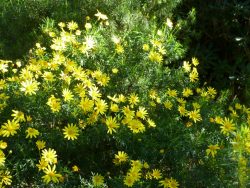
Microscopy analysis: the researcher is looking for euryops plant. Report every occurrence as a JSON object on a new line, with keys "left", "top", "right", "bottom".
{"left": 0, "top": 11, "right": 249, "bottom": 187}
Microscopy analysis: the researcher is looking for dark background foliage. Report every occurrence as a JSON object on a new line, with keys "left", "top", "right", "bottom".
{"left": 175, "top": 0, "right": 250, "bottom": 103}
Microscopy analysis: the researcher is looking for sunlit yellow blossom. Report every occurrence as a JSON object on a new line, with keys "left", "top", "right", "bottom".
{"left": 95, "top": 10, "right": 108, "bottom": 21}
{"left": 79, "top": 98, "right": 94, "bottom": 113}
{"left": 0, "top": 150, "right": 6, "bottom": 166}
{"left": 20, "top": 79, "right": 39, "bottom": 95}
{"left": 42, "top": 165, "right": 62, "bottom": 184}
{"left": 128, "top": 93, "right": 140, "bottom": 107}
{"left": 67, "top": 21, "right": 78, "bottom": 31}
{"left": 0, "top": 141, "right": 7, "bottom": 149}
{"left": 47, "top": 95, "right": 61, "bottom": 113}
{"left": 188, "top": 109, "right": 202, "bottom": 123}
{"left": 62, "top": 88, "right": 74, "bottom": 102}
{"left": 85, "top": 22, "right": 92, "bottom": 30}
{"left": 25, "top": 127, "right": 39, "bottom": 139}
{"left": 88, "top": 86, "right": 101, "bottom": 100}
{"left": 95, "top": 99, "right": 108, "bottom": 114}
{"left": 42, "top": 148, "right": 57, "bottom": 164}
{"left": 136, "top": 107, "right": 148, "bottom": 120}
{"left": 1, "top": 119, "right": 20, "bottom": 137}
{"left": 0, "top": 170, "right": 12, "bottom": 186}
{"left": 206, "top": 144, "right": 220, "bottom": 157}
{"left": 84, "top": 35, "right": 96, "bottom": 50}
{"left": 189, "top": 68, "right": 199, "bottom": 82}
{"left": 147, "top": 118, "right": 156, "bottom": 128}
{"left": 92, "top": 174, "right": 104, "bottom": 187}
{"left": 36, "top": 140, "right": 46, "bottom": 150}
{"left": 183, "top": 61, "right": 191, "bottom": 72}
{"left": 114, "top": 151, "right": 128, "bottom": 164}
{"left": 192, "top": 57, "right": 199, "bottom": 66}
{"left": 166, "top": 18, "right": 173, "bottom": 29}
{"left": 220, "top": 117, "right": 236, "bottom": 135}
{"left": 152, "top": 169, "right": 162, "bottom": 179}
{"left": 63, "top": 124, "right": 80, "bottom": 140}
{"left": 36, "top": 159, "right": 49, "bottom": 171}
{"left": 105, "top": 116, "right": 119, "bottom": 134}
{"left": 149, "top": 51, "right": 163, "bottom": 63}
{"left": 11, "top": 110, "right": 25, "bottom": 122}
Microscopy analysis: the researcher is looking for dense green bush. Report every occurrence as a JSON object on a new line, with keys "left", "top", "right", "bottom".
{"left": 0, "top": 11, "right": 250, "bottom": 187}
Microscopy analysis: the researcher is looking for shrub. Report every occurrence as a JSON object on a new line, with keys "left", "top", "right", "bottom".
{"left": 0, "top": 10, "right": 249, "bottom": 187}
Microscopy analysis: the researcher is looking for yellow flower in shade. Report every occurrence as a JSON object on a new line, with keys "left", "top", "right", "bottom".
{"left": 188, "top": 109, "right": 202, "bottom": 123}
{"left": 129, "top": 93, "right": 140, "bottom": 106}
{"left": 25, "top": 127, "right": 39, "bottom": 139}
{"left": 235, "top": 103, "right": 242, "bottom": 110}
{"left": 42, "top": 148, "right": 57, "bottom": 164}
{"left": 114, "top": 151, "right": 128, "bottom": 164}
{"left": 115, "top": 44, "right": 124, "bottom": 54}
{"left": 72, "top": 165, "right": 80, "bottom": 172}
{"left": 20, "top": 79, "right": 39, "bottom": 95}
{"left": 148, "top": 51, "right": 163, "bottom": 63}
{"left": 42, "top": 165, "right": 62, "bottom": 184}
{"left": 182, "top": 88, "right": 193, "bottom": 97}
{"left": 164, "top": 100, "right": 173, "bottom": 110}
{"left": 0, "top": 150, "right": 6, "bottom": 166}
{"left": 47, "top": 95, "right": 61, "bottom": 113}
{"left": 112, "top": 68, "right": 118, "bottom": 74}
{"left": 36, "top": 140, "right": 46, "bottom": 150}
{"left": 105, "top": 116, "right": 119, "bottom": 134}
{"left": 63, "top": 124, "right": 80, "bottom": 140}
{"left": 11, "top": 110, "right": 25, "bottom": 122}
{"left": 178, "top": 105, "right": 186, "bottom": 117}
{"left": 143, "top": 44, "right": 150, "bottom": 51}
{"left": 124, "top": 175, "right": 135, "bottom": 187}
{"left": 95, "top": 99, "right": 108, "bottom": 114}
{"left": 110, "top": 103, "right": 119, "bottom": 112}
{"left": 127, "top": 119, "right": 145, "bottom": 133}
{"left": 192, "top": 57, "right": 199, "bottom": 66}
{"left": 92, "top": 174, "right": 104, "bottom": 187}
{"left": 166, "top": 89, "right": 178, "bottom": 98}
{"left": 206, "top": 144, "right": 220, "bottom": 157}
{"left": 36, "top": 159, "right": 49, "bottom": 171}
{"left": 136, "top": 107, "right": 148, "bottom": 120}
{"left": 207, "top": 87, "right": 217, "bottom": 98}
{"left": 0, "top": 141, "right": 7, "bottom": 149}
{"left": 1, "top": 120, "right": 20, "bottom": 137}
{"left": 62, "top": 88, "right": 74, "bottom": 102}
{"left": 189, "top": 68, "right": 199, "bottom": 82}
{"left": 220, "top": 117, "right": 236, "bottom": 135}
{"left": 0, "top": 170, "right": 12, "bottom": 186}
{"left": 151, "top": 169, "right": 162, "bottom": 180}
{"left": 159, "top": 177, "right": 179, "bottom": 188}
